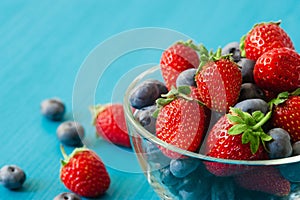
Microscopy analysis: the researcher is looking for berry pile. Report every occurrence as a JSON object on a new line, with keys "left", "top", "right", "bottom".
{"left": 39, "top": 98, "right": 114, "bottom": 198}
{"left": 129, "top": 21, "right": 300, "bottom": 199}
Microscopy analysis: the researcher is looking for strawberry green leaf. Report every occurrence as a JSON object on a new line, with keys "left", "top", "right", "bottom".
{"left": 228, "top": 124, "right": 248, "bottom": 135}
{"left": 250, "top": 135, "right": 260, "bottom": 154}
{"left": 241, "top": 130, "right": 251, "bottom": 144}
{"left": 198, "top": 44, "right": 209, "bottom": 57}
{"left": 244, "top": 114, "right": 256, "bottom": 126}
{"left": 215, "top": 48, "right": 222, "bottom": 59}
{"left": 156, "top": 98, "right": 174, "bottom": 107}
{"left": 152, "top": 108, "right": 160, "bottom": 119}
{"left": 268, "top": 91, "right": 289, "bottom": 107}
{"left": 231, "top": 107, "right": 254, "bottom": 125}
{"left": 239, "top": 34, "right": 246, "bottom": 57}
{"left": 260, "top": 132, "right": 273, "bottom": 142}
{"left": 226, "top": 114, "right": 244, "bottom": 124}
{"left": 229, "top": 107, "right": 246, "bottom": 119}
{"left": 177, "top": 85, "right": 191, "bottom": 96}
{"left": 178, "top": 40, "right": 199, "bottom": 51}
{"left": 291, "top": 88, "right": 300, "bottom": 96}
{"left": 198, "top": 55, "right": 209, "bottom": 70}
{"left": 252, "top": 111, "right": 264, "bottom": 122}
{"left": 228, "top": 107, "right": 273, "bottom": 154}
{"left": 196, "top": 44, "right": 234, "bottom": 73}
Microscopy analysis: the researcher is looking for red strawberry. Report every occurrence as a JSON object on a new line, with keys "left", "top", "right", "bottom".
{"left": 204, "top": 108, "right": 271, "bottom": 176}
{"left": 155, "top": 86, "right": 208, "bottom": 158}
{"left": 91, "top": 103, "right": 131, "bottom": 148}
{"left": 271, "top": 90, "right": 300, "bottom": 143}
{"left": 160, "top": 40, "right": 200, "bottom": 90}
{"left": 60, "top": 146, "right": 110, "bottom": 198}
{"left": 234, "top": 166, "right": 290, "bottom": 196}
{"left": 253, "top": 47, "right": 300, "bottom": 94}
{"left": 241, "top": 21, "right": 294, "bottom": 60}
{"left": 195, "top": 46, "right": 242, "bottom": 113}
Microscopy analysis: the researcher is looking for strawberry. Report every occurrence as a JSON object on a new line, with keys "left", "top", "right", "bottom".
{"left": 270, "top": 89, "right": 300, "bottom": 143}
{"left": 240, "top": 21, "right": 294, "bottom": 60}
{"left": 160, "top": 40, "right": 200, "bottom": 90}
{"left": 253, "top": 47, "right": 300, "bottom": 94}
{"left": 195, "top": 45, "right": 242, "bottom": 113}
{"left": 204, "top": 107, "right": 271, "bottom": 176}
{"left": 155, "top": 86, "right": 208, "bottom": 158}
{"left": 60, "top": 146, "right": 110, "bottom": 198}
{"left": 234, "top": 166, "right": 290, "bottom": 196}
{"left": 91, "top": 103, "right": 131, "bottom": 148}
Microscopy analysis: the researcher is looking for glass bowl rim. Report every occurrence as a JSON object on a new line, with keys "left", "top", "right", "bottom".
{"left": 123, "top": 65, "right": 300, "bottom": 166}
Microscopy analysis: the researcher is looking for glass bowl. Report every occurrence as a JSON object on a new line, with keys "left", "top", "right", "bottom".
{"left": 123, "top": 65, "right": 300, "bottom": 200}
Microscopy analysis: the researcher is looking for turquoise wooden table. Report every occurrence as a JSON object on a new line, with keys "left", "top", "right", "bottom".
{"left": 1, "top": 1, "right": 299, "bottom": 199}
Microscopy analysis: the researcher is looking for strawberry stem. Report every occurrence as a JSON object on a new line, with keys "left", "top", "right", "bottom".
{"left": 60, "top": 145, "right": 69, "bottom": 166}
{"left": 153, "top": 86, "right": 204, "bottom": 118}
{"left": 227, "top": 107, "right": 272, "bottom": 154}
{"left": 252, "top": 111, "right": 272, "bottom": 130}
{"left": 60, "top": 145, "right": 89, "bottom": 167}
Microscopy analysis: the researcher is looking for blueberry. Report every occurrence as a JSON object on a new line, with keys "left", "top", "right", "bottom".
{"left": 176, "top": 167, "right": 212, "bottom": 199}
{"left": 159, "top": 166, "right": 181, "bottom": 186}
{"left": 279, "top": 162, "right": 300, "bottom": 182}
{"left": 238, "top": 83, "right": 265, "bottom": 102}
{"left": 54, "top": 192, "right": 82, "bottom": 200}
{"left": 56, "top": 121, "right": 85, "bottom": 147}
{"left": 144, "top": 140, "right": 171, "bottom": 168}
{"left": 170, "top": 158, "right": 200, "bottom": 178}
{"left": 211, "top": 178, "right": 235, "bottom": 200}
{"left": 267, "top": 128, "right": 292, "bottom": 159}
{"left": 293, "top": 141, "right": 300, "bottom": 155}
{"left": 129, "top": 79, "right": 168, "bottom": 109}
{"left": 222, "top": 42, "right": 241, "bottom": 62}
{"left": 40, "top": 98, "right": 66, "bottom": 121}
{"left": 134, "top": 105, "right": 157, "bottom": 134}
{"left": 0, "top": 165, "right": 26, "bottom": 190}
{"left": 237, "top": 58, "right": 256, "bottom": 83}
{"left": 179, "top": 181, "right": 211, "bottom": 200}
{"left": 234, "top": 98, "right": 269, "bottom": 115}
{"left": 176, "top": 68, "right": 197, "bottom": 87}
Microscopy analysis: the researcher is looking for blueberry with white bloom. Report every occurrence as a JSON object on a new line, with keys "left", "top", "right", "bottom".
{"left": 134, "top": 105, "right": 157, "bottom": 134}
{"left": 222, "top": 42, "right": 241, "bottom": 62}
{"left": 159, "top": 166, "right": 180, "bottom": 186}
{"left": 234, "top": 98, "right": 269, "bottom": 115}
{"left": 54, "top": 192, "right": 82, "bottom": 200}
{"left": 267, "top": 128, "right": 292, "bottom": 159}
{"left": 170, "top": 158, "right": 200, "bottom": 178}
{"left": 40, "top": 98, "right": 66, "bottom": 121}
{"left": 176, "top": 68, "right": 197, "bottom": 87}
{"left": 238, "top": 83, "right": 265, "bottom": 102}
{"left": 237, "top": 58, "right": 256, "bottom": 83}
{"left": 0, "top": 165, "right": 26, "bottom": 190}
{"left": 293, "top": 141, "right": 300, "bottom": 155}
{"left": 56, "top": 121, "right": 85, "bottom": 147}
{"left": 129, "top": 79, "right": 168, "bottom": 109}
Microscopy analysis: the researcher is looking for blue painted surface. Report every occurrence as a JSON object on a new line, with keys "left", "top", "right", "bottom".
{"left": 0, "top": 0, "right": 299, "bottom": 199}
